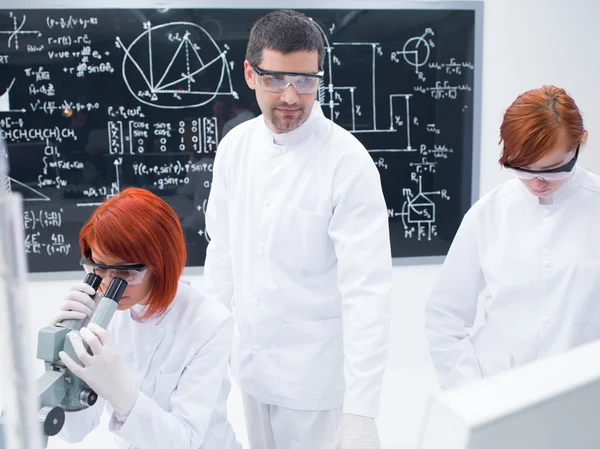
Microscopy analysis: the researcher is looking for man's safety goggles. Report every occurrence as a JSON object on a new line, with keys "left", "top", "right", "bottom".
{"left": 504, "top": 146, "right": 579, "bottom": 181}
{"left": 79, "top": 256, "right": 149, "bottom": 286}
{"left": 251, "top": 63, "right": 323, "bottom": 94}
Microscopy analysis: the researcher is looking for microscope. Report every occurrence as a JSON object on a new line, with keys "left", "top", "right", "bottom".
{"left": 0, "top": 274, "right": 127, "bottom": 448}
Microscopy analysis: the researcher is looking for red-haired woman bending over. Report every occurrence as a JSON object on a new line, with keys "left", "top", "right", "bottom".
{"left": 426, "top": 86, "right": 600, "bottom": 390}
{"left": 54, "top": 187, "right": 240, "bottom": 449}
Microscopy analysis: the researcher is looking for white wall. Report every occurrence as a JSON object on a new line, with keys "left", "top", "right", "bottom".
{"left": 3, "top": 0, "right": 600, "bottom": 448}
{"left": 479, "top": 0, "right": 600, "bottom": 195}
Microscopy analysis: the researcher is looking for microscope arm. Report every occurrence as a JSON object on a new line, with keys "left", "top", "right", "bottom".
{"left": 0, "top": 276, "right": 127, "bottom": 449}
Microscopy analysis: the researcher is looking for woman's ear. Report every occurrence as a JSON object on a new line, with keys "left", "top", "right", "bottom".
{"left": 581, "top": 130, "right": 589, "bottom": 147}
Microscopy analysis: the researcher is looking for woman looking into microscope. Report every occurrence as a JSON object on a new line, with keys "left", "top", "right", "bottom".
{"left": 53, "top": 187, "right": 239, "bottom": 449}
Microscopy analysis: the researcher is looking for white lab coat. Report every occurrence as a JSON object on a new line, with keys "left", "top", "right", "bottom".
{"left": 426, "top": 167, "right": 600, "bottom": 390}
{"left": 204, "top": 101, "right": 392, "bottom": 417}
{"left": 58, "top": 280, "right": 239, "bottom": 449}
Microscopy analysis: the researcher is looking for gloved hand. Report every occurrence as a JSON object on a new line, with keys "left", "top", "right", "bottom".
{"left": 51, "top": 282, "right": 103, "bottom": 327}
{"left": 334, "top": 413, "right": 381, "bottom": 449}
{"left": 59, "top": 323, "right": 138, "bottom": 420}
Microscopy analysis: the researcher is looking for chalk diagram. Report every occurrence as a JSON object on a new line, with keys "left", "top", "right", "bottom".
{"left": 0, "top": 12, "right": 42, "bottom": 50}
{"left": 0, "top": 79, "right": 13, "bottom": 112}
{"left": 116, "top": 21, "right": 237, "bottom": 109}
{"left": 0, "top": 78, "right": 26, "bottom": 113}
{"left": 397, "top": 28, "right": 433, "bottom": 76}
{"left": 310, "top": 20, "right": 459, "bottom": 242}
{"left": 2, "top": 165, "right": 51, "bottom": 202}
{"left": 1, "top": 138, "right": 50, "bottom": 201}
{"left": 76, "top": 158, "right": 122, "bottom": 207}
{"left": 312, "top": 20, "right": 418, "bottom": 153}
{"left": 396, "top": 175, "right": 452, "bottom": 241}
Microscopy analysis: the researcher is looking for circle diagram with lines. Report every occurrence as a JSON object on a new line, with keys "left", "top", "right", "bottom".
{"left": 401, "top": 35, "right": 430, "bottom": 70}
{"left": 118, "top": 21, "right": 236, "bottom": 109}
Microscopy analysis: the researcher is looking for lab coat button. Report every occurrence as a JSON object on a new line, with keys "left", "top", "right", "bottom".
{"left": 543, "top": 259, "right": 550, "bottom": 268}
{"left": 134, "top": 361, "right": 141, "bottom": 369}
{"left": 145, "top": 346, "right": 153, "bottom": 353}
{"left": 542, "top": 315, "right": 550, "bottom": 323}
{"left": 157, "top": 327, "right": 165, "bottom": 336}
{"left": 264, "top": 199, "right": 270, "bottom": 208}
{"left": 253, "top": 344, "right": 260, "bottom": 351}
{"left": 544, "top": 208, "right": 552, "bottom": 217}
{"left": 257, "top": 249, "right": 264, "bottom": 257}
{"left": 252, "top": 299, "right": 259, "bottom": 307}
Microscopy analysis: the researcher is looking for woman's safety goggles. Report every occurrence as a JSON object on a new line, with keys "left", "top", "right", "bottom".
{"left": 79, "top": 256, "right": 149, "bottom": 285}
{"left": 251, "top": 63, "right": 323, "bottom": 94}
{"left": 504, "top": 146, "right": 579, "bottom": 181}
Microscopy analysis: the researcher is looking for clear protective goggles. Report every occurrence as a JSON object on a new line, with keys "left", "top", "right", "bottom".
{"left": 79, "top": 256, "right": 149, "bottom": 286}
{"left": 504, "top": 146, "right": 579, "bottom": 181}
{"left": 251, "top": 62, "right": 323, "bottom": 94}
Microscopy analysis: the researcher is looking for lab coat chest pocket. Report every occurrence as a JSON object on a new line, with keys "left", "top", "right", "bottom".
{"left": 271, "top": 205, "right": 331, "bottom": 270}
{"left": 574, "top": 260, "right": 600, "bottom": 323}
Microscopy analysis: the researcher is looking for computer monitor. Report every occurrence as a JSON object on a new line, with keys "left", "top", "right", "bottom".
{"left": 417, "top": 339, "right": 600, "bottom": 449}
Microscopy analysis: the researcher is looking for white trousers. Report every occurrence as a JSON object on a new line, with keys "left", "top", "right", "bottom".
{"left": 242, "top": 391, "right": 342, "bottom": 449}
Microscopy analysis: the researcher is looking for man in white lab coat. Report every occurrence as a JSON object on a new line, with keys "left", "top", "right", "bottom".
{"left": 203, "top": 9, "right": 393, "bottom": 449}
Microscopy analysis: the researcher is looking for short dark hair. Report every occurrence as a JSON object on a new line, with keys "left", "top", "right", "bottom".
{"left": 246, "top": 10, "right": 325, "bottom": 71}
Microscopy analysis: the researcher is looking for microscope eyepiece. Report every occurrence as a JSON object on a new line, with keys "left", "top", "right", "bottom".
{"left": 105, "top": 277, "right": 128, "bottom": 303}
{"left": 84, "top": 273, "right": 102, "bottom": 291}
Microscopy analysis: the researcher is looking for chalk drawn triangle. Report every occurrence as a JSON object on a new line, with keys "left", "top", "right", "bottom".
{"left": 6, "top": 176, "right": 50, "bottom": 201}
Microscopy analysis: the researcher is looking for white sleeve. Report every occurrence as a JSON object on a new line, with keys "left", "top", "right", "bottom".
{"left": 425, "top": 207, "right": 485, "bottom": 390}
{"left": 329, "top": 160, "right": 393, "bottom": 418}
{"left": 57, "top": 398, "right": 105, "bottom": 443}
{"left": 109, "top": 317, "right": 234, "bottom": 449}
{"left": 204, "top": 142, "right": 234, "bottom": 312}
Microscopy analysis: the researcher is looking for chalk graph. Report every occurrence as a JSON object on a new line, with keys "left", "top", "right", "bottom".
{"left": 309, "top": 20, "right": 462, "bottom": 241}
{"left": 3, "top": 174, "right": 51, "bottom": 202}
{"left": 0, "top": 12, "right": 42, "bottom": 50}
{"left": 116, "top": 21, "right": 237, "bottom": 109}
{"left": 312, "top": 20, "right": 423, "bottom": 153}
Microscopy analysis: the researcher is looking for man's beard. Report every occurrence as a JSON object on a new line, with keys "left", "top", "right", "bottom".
{"left": 267, "top": 106, "right": 307, "bottom": 132}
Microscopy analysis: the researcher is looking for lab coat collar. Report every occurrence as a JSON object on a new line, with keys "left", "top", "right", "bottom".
{"left": 549, "top": 166, "right": 584, "bottom": 204}
{"left": 261, "top": 101, "right": 325, "bottom": 148}
{"left": 129, "top": 280, "right": 185, "bottom": 325}
{"left": 517, "top": 166, "right": 585, "bottom": 206}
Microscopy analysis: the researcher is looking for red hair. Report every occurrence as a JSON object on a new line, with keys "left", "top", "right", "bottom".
{"left": 79, "top": 188, "right": 186, "bottom": 319}
{"left": 499, "top": 85, "right": 586, "bottom": 167}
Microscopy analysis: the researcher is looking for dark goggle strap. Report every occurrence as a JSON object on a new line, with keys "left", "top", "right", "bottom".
{"left": 503, "top": 145, "right": 579, "bottom": 174}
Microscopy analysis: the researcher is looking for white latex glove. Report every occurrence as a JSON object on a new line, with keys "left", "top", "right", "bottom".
{"left": 59, "top": 323, "right": 139, "bottom": 420}
{"left": 334, "top": 413, "right": 381, "bottom": 449}
{"left": 51, "top": 282, "right": 103, "bottom": 327}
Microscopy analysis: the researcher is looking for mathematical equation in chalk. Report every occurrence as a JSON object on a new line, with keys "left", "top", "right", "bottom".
{"left": 0, "top": 8, "right": 478, "bottom": 268}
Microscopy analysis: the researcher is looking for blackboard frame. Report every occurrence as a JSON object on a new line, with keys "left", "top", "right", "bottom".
{"left": 1, "top": 0, "right": 484, "bottom": 280}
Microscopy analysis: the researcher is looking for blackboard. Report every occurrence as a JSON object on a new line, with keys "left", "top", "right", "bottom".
{"left": 0, "top": 4, "right": 482, "bottom": 274}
